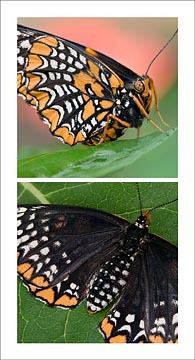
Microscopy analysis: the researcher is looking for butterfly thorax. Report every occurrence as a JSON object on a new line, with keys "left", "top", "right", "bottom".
{"left": 122, "top": 215, "right": 149, "bottom": 256}
{"left": 113, "top": 88, "right": 144, "bottom": 129}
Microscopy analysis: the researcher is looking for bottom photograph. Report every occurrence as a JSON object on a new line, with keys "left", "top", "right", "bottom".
{"left": 17, "top": 182, "right": 178, "bottom": 343}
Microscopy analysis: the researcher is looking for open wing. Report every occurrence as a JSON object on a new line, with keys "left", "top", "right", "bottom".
{"left": 99, "top": 234, "right": 178, "bottom": 343}
{"left": 17, "top": 204, "right": 129, "bottom": 308}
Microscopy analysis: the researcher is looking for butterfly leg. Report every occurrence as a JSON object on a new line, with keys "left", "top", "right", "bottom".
{"left": 132, "top": 95, "right": 168, "bottom": 135}
{"left": 147, "top": 78, "right": 173, "bottom": 129}
{"left": 97, "top": 114, "right": 131, "bottom": 144}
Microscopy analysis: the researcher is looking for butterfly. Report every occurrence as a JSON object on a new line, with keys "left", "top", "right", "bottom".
{"left": 17, "top": 25, "right": 177, "bottom": 146}
{"left": 17, "top": 189, "right": 178, "bottom": 343}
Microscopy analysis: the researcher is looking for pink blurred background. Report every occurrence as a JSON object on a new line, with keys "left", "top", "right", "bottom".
{"left": 17, "top": 17, "right": 177, "bottom": 149}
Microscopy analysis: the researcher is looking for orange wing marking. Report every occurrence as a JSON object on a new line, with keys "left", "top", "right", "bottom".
{"left": 53, "top": 127, "right": 75, "bottom": 145}
{"left": 26, "top": 54, "right": 43, "bottom": 71}
{"left": 32, "top": 276, "right": 49, "bottom": 287}
{"left": 35, "top": 288, "right": 55, "bottom": 304}
{"left": 109, "top": 335, "right": 127, "bottom": 343}
{"left": 30, "top": 42, "right": 52, "bottom": 56}
{"left": 39, "top": 36, "right": 58, "bottom": 47}
{"left": 55, "top": 294, "right": 78, "bottom": 307}
{"left": 100, "top": 317, "right": 113, "bottom": 338}
{"left": 30, "top": 90, "right": 50, "bottom": 110}
{"left": 41, "top": 108, "right": 60, "bottom": 131}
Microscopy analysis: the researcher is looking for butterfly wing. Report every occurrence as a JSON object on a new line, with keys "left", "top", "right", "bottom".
{"left": 17, "top": 25, "right": 130, "bottom": 145}
{"left": 99, "top": 234, "right": 178, "bottom": 343}
{"left": 17, "top": 205, "right": 129, "bottom": 308}
{"left": 63, "top": 39, "right": 139, "bottom": 84}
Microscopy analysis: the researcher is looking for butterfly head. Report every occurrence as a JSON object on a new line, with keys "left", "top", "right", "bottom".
{"left": 134, "top": 211, "right": 150, "bottom": 230}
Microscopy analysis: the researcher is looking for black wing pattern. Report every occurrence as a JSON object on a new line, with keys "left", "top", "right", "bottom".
{"left": 99, "top": 234, "right": 178, "bottom": 343}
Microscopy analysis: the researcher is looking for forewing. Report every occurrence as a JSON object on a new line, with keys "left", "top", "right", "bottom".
{"left": 17, "top": 25, "right": 124, "bottom": 145}
{"left": 17, "top": 205, "right": 129, "bottom": 308}
{"left": 67, "top": 40, "right": 139, "bottom": 84}
{"left": 99, "top": 235, "right": 178, "bottom": 343}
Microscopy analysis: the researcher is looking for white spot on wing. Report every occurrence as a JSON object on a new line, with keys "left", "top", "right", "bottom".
{"left": 18, "top": 56, "right": 25, "bottom": 65}
{"left": 67, "top": 56, "right": 73, "bottom": 64}
{"left": 172, "top": 313, "right": 178, "bottom": 325}
{"left": 20, "top": 39, "right": 30, "bottom": 48}
{"left": 139, "top": 320, "right": 144, "bottom": 329}
{"left": 126, "top": 314, "right": 135, "bottom": 323}
{"left": 65, "top": 100, "right": 72, "bottom": 113}
{"left": 36, "top": 262, "right": 43, "bottom": 273}
{"left": 122, "top": 270, "right": 129, "bottom": 276}
{"left": 62, "top": 84, "right": 71, "bottom": 95}
{"left": 79, "top": 54, "right": 87, "bottom": 64}
{"left": 75, "top": 61, "right": 83, "bottom": 69}
{"left": 40, "top": 247, "right": 49, "bottom": 255}
{"left": 26, "top": 223, "right": 34, "bottom": 230}
{"left": 119, "top": 324, "right": 131, "bottom": 332}
{"left": 63, "top": 74, "right": 72, "bottom": 82}
{"left": 114, "top": 311, "right": 120, "bottom": 318}
{"left": 77, "top": 95, "right": 84, "bottom": 105}
{"left": 29, "top": 213, "right": 36, "bottom": 220}
{"left": 54, "top": 84, "right": 64, "bottom": 97}
{"left": 72, "top": 98, "right": 79, "bottom": 109}
{"left": 58, "top": 40, "right": 65, "bottom": 50}
{"left": 59, "top": 52, "right": 66, "bottom": 60}
{"left": 69, "top": 85, "right": 77, "bottom": 93}
{"left": 154, "top": 317, "right": 165, "bottom": 326}
{"left": 61, "top": 252, "right": 67, "bottom": 259}
{"left": 67, "top": 47, "right": 77, "bottom": 58}
{"left": 101, "top": 72, "right": 109, "bottom": 85}
{"left": 29, "top": 254, "right": 39, "bottom": 261}
{"left": 44, "top": 257, "right": 50, "bottom": 264}
{"left": 41, "top": 236, "right": 48, "bottom": 241}
{"left": 70, "top": 283, "right": 77, "bottom": 290}
{"left": 59, "top": 63, "right": 66, "bottom": 70}
{"left": 18, "top": 207, "right": 27, "bottom": 213}
{"left": 67, "top": 66, "right": 75, "bottom": 73}
{"left": 50, "top": 59, "right": 58, "bottom": 69}
{"left": 50, "top": 264, "right": 57, "bottom": 274}
{"left": 49, "top": 72, "right": 55, "bottom": 80}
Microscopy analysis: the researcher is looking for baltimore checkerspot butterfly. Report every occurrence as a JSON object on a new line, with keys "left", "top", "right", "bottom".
{"left": 17, "top": 183, "right": 178, "bottom": 343}
{"left": 17, "top": 25, "right": 177, "bottom": 146}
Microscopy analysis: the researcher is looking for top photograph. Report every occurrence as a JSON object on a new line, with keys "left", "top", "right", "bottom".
{"left": 17, "top": 17, "right": 177, "bottom": 178}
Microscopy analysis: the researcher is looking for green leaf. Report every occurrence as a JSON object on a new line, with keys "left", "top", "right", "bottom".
{"left": 17, "top": 85, "right": 177, "bottom": 178}
{"left": 17, "top": 182, "right": 178, "bottom": 343}
{"left": 17, "top": 130, "right": 177, "bottom": 178}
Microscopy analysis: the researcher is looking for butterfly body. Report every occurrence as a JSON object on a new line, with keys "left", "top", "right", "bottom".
{"left": 17, "top": 204, "right": 178, "bottom": 343}
{"left": 17, "top": 25, "right": 160, "bottom": 146}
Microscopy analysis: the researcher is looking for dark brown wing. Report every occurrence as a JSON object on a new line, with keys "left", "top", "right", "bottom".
{"left": 99, "top": 234, "right": 178, "bottom": 343}
{"left": 17, "top": 204, "right": 129, "bottom": 307}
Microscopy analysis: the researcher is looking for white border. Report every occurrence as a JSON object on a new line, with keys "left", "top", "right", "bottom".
{"left": 1, "top": 1, "right": 194, "bottom": 359}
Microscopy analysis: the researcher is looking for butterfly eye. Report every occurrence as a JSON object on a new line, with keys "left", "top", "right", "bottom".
{"left": 133, "top": 79, "right": 145, "bottom": 93}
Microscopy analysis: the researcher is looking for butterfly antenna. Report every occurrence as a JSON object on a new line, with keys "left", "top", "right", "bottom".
{"left": 136, "top": 182, "right": 143, "bottom": 216}
{"left": 145, "top": 29, "right": 178, "bottom": 76}
{"left": 146, "top": 198, "right": 178, "bottom": 215}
